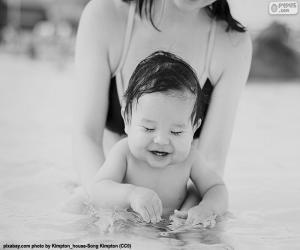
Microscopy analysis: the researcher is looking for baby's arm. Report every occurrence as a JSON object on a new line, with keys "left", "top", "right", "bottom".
{"left": 88, "top": 138, "right": 133, "bottom": 209}
{"left": 187, "top": 157, "right": 228, "bottom": 226}
{"left": 88, "top": 138, "right": 162, "bottom": 223}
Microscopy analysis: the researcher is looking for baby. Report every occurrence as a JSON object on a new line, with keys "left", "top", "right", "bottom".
{"left": 89, "top": 51, "right": 228, "bottom": 226}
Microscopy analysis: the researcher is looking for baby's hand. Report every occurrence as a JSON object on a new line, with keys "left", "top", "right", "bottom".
{"left": 128, "top": 186, "right": 162, "bottom": 224}
{"left": 185, "top": 204, "right": 217, "bottom": 228}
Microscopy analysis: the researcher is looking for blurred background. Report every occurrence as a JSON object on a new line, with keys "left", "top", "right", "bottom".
{"left": 0, "top": 0, "right": 299, "bottom": 73}
{"left": 0, "top": 1, "right": 300, "bottom": 248}
{"left": 1, "top": 0, "right": 299, "bottom": 169}
{"left": 0, "top": 0, "right": 89, "bottom": 63}
{"left": 0, "top": 0, "right": 299, "bottom": 76}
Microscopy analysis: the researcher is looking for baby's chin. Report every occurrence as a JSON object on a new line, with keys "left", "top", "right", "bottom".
{"left": 146, "top": 160, "right": 171, "bottom": 169}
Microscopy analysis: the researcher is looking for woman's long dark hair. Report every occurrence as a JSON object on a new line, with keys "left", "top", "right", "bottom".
{"left": 122, "top": 0, "right": 246, "bottom": 32}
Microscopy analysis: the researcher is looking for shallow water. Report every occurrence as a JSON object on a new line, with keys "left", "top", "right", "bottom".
{"left": 0, "top": 55, "right": 300, "bottom": 249}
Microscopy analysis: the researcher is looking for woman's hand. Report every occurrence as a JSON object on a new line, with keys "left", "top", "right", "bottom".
{"left": 128, "top": 186, "right": 163, "bottom": 224}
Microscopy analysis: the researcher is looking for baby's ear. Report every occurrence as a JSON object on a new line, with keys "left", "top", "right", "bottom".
{"left": 193, "top": 119, "right": 202, "bottom": 132}
{"left": 121, "top": 104, "right": 129, "bottom": 135}
{"left": 120, "top": 99, "right": 126, "bottom": 121}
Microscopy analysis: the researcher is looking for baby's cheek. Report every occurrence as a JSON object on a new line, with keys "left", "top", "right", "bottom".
{"left": 128, "top": 132, "right": 150, "bottom": 153}
{"left": 175, "top": 139, "right": 192, "bottom": 160}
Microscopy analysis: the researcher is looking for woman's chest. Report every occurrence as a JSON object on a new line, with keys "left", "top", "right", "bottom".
{"left": 120, "top": 22, "right": 211, "bottom": 89}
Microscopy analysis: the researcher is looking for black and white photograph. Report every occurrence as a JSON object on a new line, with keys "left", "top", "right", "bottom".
{"left": 0, "top": 0, "right": 300, "bottom": 249}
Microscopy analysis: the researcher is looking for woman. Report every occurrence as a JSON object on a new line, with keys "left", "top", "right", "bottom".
{"left": 73, "top": 0, "right": 252, "bottom": 201}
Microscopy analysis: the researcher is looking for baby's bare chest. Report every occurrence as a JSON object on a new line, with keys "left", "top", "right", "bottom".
{"left": 124, "top": 158, "right": 192, "bottom": 211}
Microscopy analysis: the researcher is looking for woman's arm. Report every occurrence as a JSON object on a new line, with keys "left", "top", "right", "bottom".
{"left": 195, "top": 29, "right": 253, "bottom": 177}
{"left": 73, "top": 0, "right": 127, "bottom": 188}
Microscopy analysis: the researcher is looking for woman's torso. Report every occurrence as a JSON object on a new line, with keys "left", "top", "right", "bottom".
{"left": 106, "top": 0, "right": 219, "bottom": 138}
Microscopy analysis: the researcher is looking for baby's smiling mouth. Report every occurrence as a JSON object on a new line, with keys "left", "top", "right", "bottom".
{"left": 150, "top": 151, "right": 170, "bottom": 157}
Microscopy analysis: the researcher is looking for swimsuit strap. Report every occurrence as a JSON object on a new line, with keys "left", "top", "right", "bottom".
{"left": 115, "top": 1, "right": 136, "bottom": 102}
{"left": 198, "top": 18, "right": 217, "bottom": 87}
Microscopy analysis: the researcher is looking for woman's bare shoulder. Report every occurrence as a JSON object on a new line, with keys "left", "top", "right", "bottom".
{"left": 211, "top": 21, "right": 252, "bottom": 83}
{"left": 80, "top": 0, "right": 129, "bottom": 35}
{"left": 83, "top": 0, "right": 128, "bottom": 20}
{"left": 215, "top": 20, "right": 252, "bottom": 49}
{"left": 78, "top": 0, "right": 130, "bottom": 73}
{"left": 218, "top": 22, "right": 252, "bottom": 61}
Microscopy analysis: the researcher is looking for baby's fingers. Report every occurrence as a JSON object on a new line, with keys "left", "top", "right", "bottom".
{"left": 150, "top": 198, "right": 162, "bottom": 223}
{"left": 147, "top": 205, "right": 157, "bottom": 224}
{"left": 136, "top": 207, "right": 150, "bottom": 223}
{"left": 186, "top": 215, "right": 216, "bottom": 228}
{"left": 185, "top": 212, "right": 205, "bottom": 226}
{"left": 174, "top": 210, "right": 188, "bottom": 219}
{"left": 151, "top": 205, "right": 161, "bottom": 223}
{"left": 185, "top": 215, "right": 196, "bottom": 225}
{"left": 202, "top": 215, "right": 217, "bottom": 228}
{"left": 155, "top": 198, "right": 163, "bottom": 219}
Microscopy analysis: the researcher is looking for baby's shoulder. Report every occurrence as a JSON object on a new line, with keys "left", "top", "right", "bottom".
{"left": 186, "top": 141, "right": 211, "bottom": 170}
{"left": 179, "top": 141, "right": 199, "bottom": 167}
{"left": 108, "top": 137, "right": 130, "bottom": 159}
{"left": 113, "top": 137, "right": 130, "bottom": 152}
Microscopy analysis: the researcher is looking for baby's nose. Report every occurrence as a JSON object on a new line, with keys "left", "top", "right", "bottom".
{"left": 153, "top": 133, "right": 169, "bottom": 145}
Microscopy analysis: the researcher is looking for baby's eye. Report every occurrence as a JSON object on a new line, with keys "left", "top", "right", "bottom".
{"left": 171, "top": 131, "right": 183, "bottom": 136}
{"left": 143, "top": 127, "right": 155, "bottom": 133}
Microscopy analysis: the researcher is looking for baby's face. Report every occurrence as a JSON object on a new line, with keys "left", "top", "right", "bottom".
{"left": 125, "top": 92, "right": 198, "bottom": 168}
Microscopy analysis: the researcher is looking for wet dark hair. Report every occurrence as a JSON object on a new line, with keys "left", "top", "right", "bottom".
{"left": 123, "top": 51, "right": 204, "bottom": 127}
{"left": 122, "top": 0, "right": 246, "bottom": 32}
